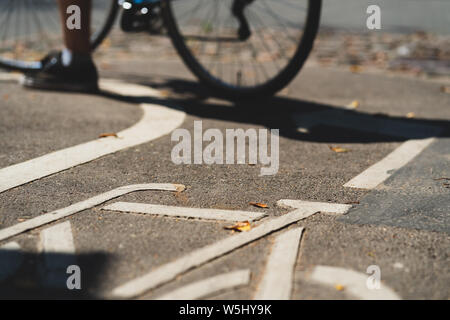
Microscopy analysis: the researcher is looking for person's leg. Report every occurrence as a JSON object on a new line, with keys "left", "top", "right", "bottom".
{"left": 23, "top": 0, "right": 98, "bottom": 93}
{"left": 58, "top": 0, "right": 92, "bottom": 55}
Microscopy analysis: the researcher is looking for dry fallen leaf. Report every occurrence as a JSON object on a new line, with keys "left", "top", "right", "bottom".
{"left": 160, "top": 90, "right": 170, "bottom": 98}
{"left": 224, "top": 221, "right": 252, "bottom": 232}
{"left": 347, "top": 100, "right": 360, "bottom": 109}
{"left": 334, "top": 284, "right": 345, "bottom": 291}
{"left": 349, "top": 65, "right": 363, "bottom": 73}
{"left": 99, "top": 133, "right": 118, "bottom": 138}
{"left": 249, "top": 202, "right": 269, "bottom": 208}
{"left": 329, "top": 146, "right": 350, "bottom": 153}
{"left": 406, "top": 112, "right": 416, "bottom": 119}
{"left": 440, "top": 86, "right": 450, "bottom": 94}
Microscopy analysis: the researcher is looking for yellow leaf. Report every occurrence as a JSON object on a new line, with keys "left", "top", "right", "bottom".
{"left": 249, "top": 202, "right": 269, "bottom": 208}
{"left": 440, "top": 86, "right": 450, "bottom": 94}
{"left": 349, "top": 65, "right": 363, "bottom": 73}
{"left": 335, "top": 284, "right": 345, "bottom": 291}
{"left": 224, "top": 221, "right": 252, "bottom": 232}
{"left": 99, "top": 133, "right": 118, "bottom": 138}
{"left": 329, "top": 146, "right": 350, "bottom": 153}
{"left": 347, "top": 100, "right": 360, "bottom": 109}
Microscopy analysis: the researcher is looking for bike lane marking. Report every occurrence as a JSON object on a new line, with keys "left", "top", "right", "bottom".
{"left": 155, "top": 269, "right": 251, "bottom": 300}
{"left": 254, "top": 227, "right": 303, "bottom": 300}
{"left": 40, "top": 221, "right": 76, "bottom": 287}
{"left": 111, "top": 208, "right": 319, "bottom": 299}
{"left": 344, "top": 137, "right": 436, "bottom": 189}
{"left": 0, "top": 184, "right": 184, "bottom": 243}
{"left": 0, "top": 76, "right": 186, "bottom": 194}
{"left": 294, "top": 109, "right": 443, "bottom": 189}
{"left": 307, "top": 265, "right": 401, "bottom": 300}
{"left": 102, "top": 202, "right": 267, "bottom": 222}
{"left": 277, "top": 199, "right": 352, "bottom": 214}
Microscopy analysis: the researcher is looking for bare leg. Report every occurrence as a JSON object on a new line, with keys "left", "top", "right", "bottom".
{"left": 58, "top": 0, "right": 92, "bottom": 55}
{"left": 23, "top": 0, "right": 98, "bottom": 92}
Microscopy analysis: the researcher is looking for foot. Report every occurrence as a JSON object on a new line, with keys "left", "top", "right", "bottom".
{"left": 22, "top": 51, "right": 99, "bottom": 93}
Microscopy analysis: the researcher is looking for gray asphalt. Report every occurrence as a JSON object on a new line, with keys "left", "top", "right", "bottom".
{"left": 0, "top": 57, "right": 448, "bottom": 299}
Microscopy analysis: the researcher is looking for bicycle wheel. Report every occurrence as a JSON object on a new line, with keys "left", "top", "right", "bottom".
{"left": 162, "top": 0, "right": 322, "bottom": 99}
{"left": 0, "top": 0, "right": 119, "bottom": 73}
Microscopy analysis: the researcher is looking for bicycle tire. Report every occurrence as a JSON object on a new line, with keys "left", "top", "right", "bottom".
{"left": 0, "top": 0, "right": 119, "bottom": 73}
{"left": 162, "top": 0, "right": 322, "bottom": 100}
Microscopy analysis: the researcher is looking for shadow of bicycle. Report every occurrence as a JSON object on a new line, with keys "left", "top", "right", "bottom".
{"left": 98, "top": 76, "right": 450, "bottom": 144}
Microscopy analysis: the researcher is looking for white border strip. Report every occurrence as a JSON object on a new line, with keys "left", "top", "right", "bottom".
{"left": 254, "top": 228, "right": 304, "bottom": 300}
{"left": 344, "top": 138, "right": 436, "bottom": 189}
{"left": 0, "top": 103, "right": 185, "bottom": 194}
{"left": 102, "top": 202, "right": 266, "bottom": 222}
{"left": 111, "top": 208, "right": 319, "bottom": 299}
{"left": 40, "top": 222, "right": 76, "bottom": 287}
{"left": 0, "top": 184, "right": 184, "bottom": 242}
{"left": 308, "top": 265, "right": 401, "bottom": 300}
{"left": 277, "top": 200, "right": 352, "bottom": 214}
{"left": 156, "top": 269, "right": 251, "bottom": 300}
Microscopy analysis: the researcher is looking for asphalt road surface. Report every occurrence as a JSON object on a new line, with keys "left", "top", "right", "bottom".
{"left": 0, "top": 46, "right": 449, "bottom": 299}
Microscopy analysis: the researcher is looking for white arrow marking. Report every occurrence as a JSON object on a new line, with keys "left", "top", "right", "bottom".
{"left": 308, "top": 265, "right": 401, "bottom": 300}
{"left": 254, "top": 227, "right": 304, "bottom": 300}
{"left": 0, "top": 184, "right": 184, "bottom": 242}
{"left": 0, "top": 78, "right": 186, "bottom": 194}
{"left": 156, "top": 269, "right": 251, "bottom": 300}
{"left": 111, "top": 208, "right": 319, "bottom": 299}
{"left": 277, "top": 200, "right": 352, "bottom": 214}
{"left": 102, "top": 202, "right": 266, "bottom": 222}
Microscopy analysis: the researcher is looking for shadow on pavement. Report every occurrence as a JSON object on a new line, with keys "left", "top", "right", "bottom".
{"left": 99, "top": 77, "right": 450, "bottom": 143}
{"left": 0, "top": 249, "right": 111, "bottom": 299}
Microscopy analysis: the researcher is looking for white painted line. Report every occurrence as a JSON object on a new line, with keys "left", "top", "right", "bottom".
{"left": 99, "top": 79, "right": 163, "bottom": 98}
{"left": 0, "top": 72, "right": 23, "bottom": 82}
{"left": 344, "top": 138, "right": 436, "bottom": 189}
{"left": 0, "top": 242, "right": 23, "bottom": 281}
{"left": 0, "top": 103, "right": 185, "bottom": 194}
{"left": 41, "top": 221, "right": 76, "bottom": 255}
{"left": 40, "top": 222, "right": 76, "bottom": 288}
{"left": 102, "top": 202, "right": 266, "bottom": 222}
{"left": 111, "top": 208, "right": 319, "bottom": 299}
{"left": 277, "top": 200, "right": 352, "bottom": 214}
{"left": 294, "top": 110, "right": 442, "bottom": 139}
{"left": 308, "top": 265, "right": 401, "bottom": 300}
{"left": 0, "top": 183, "right": 184, "bottom": 242}
{"left": 254, "top": 228, "right": 304, "bottom": 300}
{"left": 156, "top": 269, "right": 251, "bottom": 300}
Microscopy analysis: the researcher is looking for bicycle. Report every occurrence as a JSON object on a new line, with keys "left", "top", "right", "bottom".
{"left": 0, "top": 0, "right": 322, "bottom": 99}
